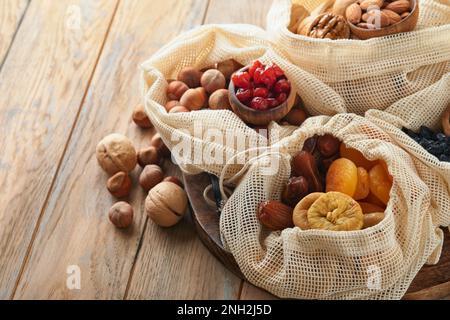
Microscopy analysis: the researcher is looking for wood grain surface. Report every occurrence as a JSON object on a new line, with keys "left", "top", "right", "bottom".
{"left": 0, "top": 0, "right": 28, "bottom": 66}
{"left": 0, "top": 0, "right": 118, "bottom": 299}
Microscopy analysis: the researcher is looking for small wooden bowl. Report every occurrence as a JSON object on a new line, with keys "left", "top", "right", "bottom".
{"left": 228, "top": 67, "right": 296, "bottom": 126}
{"left": 349, "top": 0, "right": 419, "bottom": 40}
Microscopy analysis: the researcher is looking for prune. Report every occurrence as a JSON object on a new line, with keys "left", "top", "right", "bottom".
{"left": 403, "top": 126, "right": 450, "bottom": 163}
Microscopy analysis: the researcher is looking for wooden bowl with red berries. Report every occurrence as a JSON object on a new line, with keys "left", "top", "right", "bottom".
{"left": 229, "top": 61, "right": 296, "bottom": 126}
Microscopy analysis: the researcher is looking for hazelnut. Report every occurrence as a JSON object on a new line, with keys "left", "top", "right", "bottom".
{"left": 107, "top": 172, "right": 132, "bottom": 198}
{"left": 166, "top": 81, "right": 189, "bottom": 100}
{"left": 284, "top": 108, "right": 307, "bottom": 126}
{"left": 165, "top": 100, "right": 179, "bottom": 112}
{"left": 137, "top": 146, "right": 160, "bottom": 167}
{"left": 139, "top": 164, "right": 164, "bottom": 191}
{"left": 177, "top": 67, "right": 202, "bottom": 88}
{"left": 145, "top": 181, "right": 188, "bottom": 227}
{"left": 216, "top": 59, "right": 243, "bottom": 80}
{"left": 169, "top": 106, "right": 190, "bottom": 113}
{"left": 96, "top": 134, "right": 137, "bottom": 175}
{"left": 201, "top": 69, "right": 226, "bottom": 94}
{"left": 132, "top": 104, "right": 153, "bottom": 129}
{"left": 109, "top": 202, "right": 133, "bottom": 228}
{"left": 163, "top": 176, "right": 184, "bottom": 188}
{"left": 180, "top": 88, "right": 207, "bottom": 111}
{"left": 208, "top": 89, "right": 231, "bottom": 110}
{"left": 151, "top": 133, "right": 170, "bottom": 158}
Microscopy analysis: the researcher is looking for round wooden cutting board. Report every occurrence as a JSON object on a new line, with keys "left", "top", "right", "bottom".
{"left": 183, "top": 172, "right": 450, "bottom": 300}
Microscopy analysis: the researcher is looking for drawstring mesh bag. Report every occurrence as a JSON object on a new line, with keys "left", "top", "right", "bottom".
{"left": 265, "top": 0, "right": 450, "bottom": 116}
{"left": 219, "top": 114, "right": 444, "bottom": 299}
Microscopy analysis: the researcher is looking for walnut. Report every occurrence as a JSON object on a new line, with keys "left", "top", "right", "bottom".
{"left": 96, "top": 134, "right": 137, "bottom": 175}
{"left": 308, "top": 13, "right": 351, "bottom": 39}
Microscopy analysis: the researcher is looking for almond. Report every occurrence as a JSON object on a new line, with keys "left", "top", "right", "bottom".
{"left": 400, "top": 11, "right": 410, "bottom": 18}
{"left": 345, "top": 3, "right": 362, "bottom": 24}
{"left": 357, "top": 22, "right": 377, "bottom": 29}
{"left": 384, "top": 0, "right": 410, "bottom": 14}
{"left": 360, "top": 0, "right": 384, "bottom": 11}
{"left": 362, "top": 13, "right": 370, "bottom": 21}
{"left": 382, "top": 9, "right": 402, "bottom": 24}
{"left": 366, "top": 9, "right": 391, "bottom": 27}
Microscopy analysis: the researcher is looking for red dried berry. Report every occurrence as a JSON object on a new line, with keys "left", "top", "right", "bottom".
{"left": 254, "top": 87, "right": 269, "bottom": 98}
{"left": 274, "top": 79, "right": 291, "bottom": 94}
{"left": 249, "top": 60, "right": 263, "bottom": 78}
{"left": 232, "top": 71, "right": 251, "bottom": 89}
{"left": 250, "top": 97, "right": 270, "bottom": 110}
{"left": 261, "top": 68, "right": 277, "bottom": 88}
{"left": 253, "top": 68, "right": 264, "bottom": 86}
{"left": 276, "top": 93, "right": 287, "bottom": 104}
{"left": 266, "top": 98, "right": 278, "bottom": 109}
{"left": 236, "top": 88, "right": 253, "bottom": 104}
{"left": 271, "top": 63, "right": 285, "bottom": 78}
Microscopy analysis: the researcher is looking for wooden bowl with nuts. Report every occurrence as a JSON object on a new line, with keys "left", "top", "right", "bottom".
{"left": 346, "top": 0, "right": 419, "bottom": 40}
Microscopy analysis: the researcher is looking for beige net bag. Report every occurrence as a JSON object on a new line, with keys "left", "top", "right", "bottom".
{"left": 266, "top": 0, "right": 450, "bottom": 116}
{"left": 219, "top": 114, "right": 444, "bottom": 299}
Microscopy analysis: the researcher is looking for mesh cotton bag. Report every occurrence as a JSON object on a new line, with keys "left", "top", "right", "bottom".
{"left": 140, "top": 24, "right": 353, "bottom": 177}
{"left": 266, "top": 0, "right": 450, "bottom": 117}
{"left": 219, "top": 113, "right": 444, "bottom": 299}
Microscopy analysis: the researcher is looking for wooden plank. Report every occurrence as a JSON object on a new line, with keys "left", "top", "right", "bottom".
{"left": 0, "top": 0, "right": 118, "bottom": 299}
{"left": 204, "top": 0, "right": 273, "bottom": 27}
{"left": 240, "top": 283, "right": 277, "bottom": 300}
{"left": 13, "top": 0, "right": 210, "bottom": 300}
{"left": 0, "top": 0, "right": 28, "bottom": 66}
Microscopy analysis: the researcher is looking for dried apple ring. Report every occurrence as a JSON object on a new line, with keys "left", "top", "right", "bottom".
{"left": 293, "top": 209, "right": 310, "bottom": 230}
{"left": 326, "top": 158, "right": 358, "bottom": 197}
{"left": 369, "top": 163, "right": 393, "bottom": 205}
{"left": 307, "top": 192, "right": 364, "bottom": 231}
{"left": 353, "top": 167, "right": 370, "bottom": 200}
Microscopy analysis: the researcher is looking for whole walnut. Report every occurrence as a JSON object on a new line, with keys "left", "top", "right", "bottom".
{"left": 145, "top": 182, "right": 188, "bottom": 227}
{"left": 308, "top": 13, "right": 350, "bottom": 39}
{"left": 96, "top": 134, "right": 137, "bottom": 175}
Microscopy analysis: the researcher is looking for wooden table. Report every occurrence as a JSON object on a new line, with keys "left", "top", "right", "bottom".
{"left": 0, "top": 0, "right": 276, "bottom": 300}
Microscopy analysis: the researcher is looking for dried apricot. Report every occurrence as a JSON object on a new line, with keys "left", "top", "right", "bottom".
{"left": 379, "top": 159, "right": 393, "bottom": 182}
{"left": 369, "top": 164, "right": 393, "bottom": 205}
{"left": 326, "top": 158, "right": 358, "bottom": 197}
{"left": 339, "top": 143, "right": 377, "bottom": 171}
{"left": 358, "top": 201, "right": 385, "bottom": 214}
{"left": 353, "top": 167, "right": 370, "bottom": 200}
{"left": 362, "top": 192, "right": 387, "bottom": 208}
{"left": 307, "top": 192, "right": 364, "bottom": 231}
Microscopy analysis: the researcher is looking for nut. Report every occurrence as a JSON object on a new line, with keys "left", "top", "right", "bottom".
{"left": 166, "top": 81, "right": 189, "bottom": 100}
{"left": 180, "top": 88, "right": 207, "bottom": 111}
{"left": 382, "top": 9, "right": 402, "bottom": 24}
{"left": 137, "top": 146, "right": 160, "bottom": 167}
{"left": 307, "top": 192, "right": 364, "bottom": 231}
{"left": 345, "top": 3, "right": 362, "bottom": 24}
{"left": 442, "top": 105, "right": 450, "bottom": 137}
{"left": 163, "top": 176, "right": 184, "bottom": 188}
{"left": 293, "top": 209, "right": 310, "bottom": 230}
{"left": 363, "top": 212, "right": 385, "bottom": 228}
{"left": 169, "top": 106, "right": 190, "bottom": 113}
{"left": 165, "top": 100, "right": 179, "bottom": 112}
{"left": 201, "top": 69, "right": 226, "bottom": 94}
{"left": 151, "top": 133, "right": 170, "bottom": 158}
{"left": 145, "top": 181, "right": 188, "bottom": 227}
{"left": 365, "top": 9, "right": 391, "bottom": 27}
{"left": 208, "top": 89, "right": 231, "bottom": 110}
{"left": 216, "top": 59, "right": 243, "bottom": 80}
{"left": 283, "top": 108, "right": 307, "bottom": 126}
{"left": 282, "top": 176, "right": 309, "bottom": 207}
{"left": 132, "top": 104, "right": 153, "bottom": 129}
{"left": 177, "top": 67, "right": 202, "bottom": 88}
{"left": 292, "top": 151, "right": 323, "bottom": 192}
{"left": 308, "top": 13, "right": 350, "bottom": 39}
{"left": 257, "top": 200, "right": 294, "bottom": 231}
{"left": 96, "top": 134, "right": 137, "bottom": 175}
{"left": 400, "top": 11, "right": 410, "bottom": 18}
{"left": 107, "top": 172, "right": 132, "bottom": 198}
{"left": 317, "top": 134, "right": 340, "bottom": 158}
{"left": 139, "top": 164, "right": 164, "bottom": 192}
{"left": 109, "top": 202, "right": 133, "bottom": 228}
{"left": 360, "top": 0, "right": 384, "bottom": 11}
{"left": 384, "top": 0, "right": 410, "bottom": 14}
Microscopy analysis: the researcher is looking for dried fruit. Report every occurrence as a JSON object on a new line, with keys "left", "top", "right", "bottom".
{"left": 358, "top": 201, "right": 386, "bottom": 213}
{"left": 369, "top": 163, "right": 393, "bottom": 205}
{"left": 294, "top": 192, "right": 325, "bottom": 212}
{"left": 353, "top": 167, "right": 370, "bottom": 200}
{"left": 139, "top": 164, "right": 164, "bottom": 192}
{"left": 363, "top": 192, "right": 387, "bottom": 208}
{"left": 326, "top": 158, "right": 358, "bottom": 197}
{"left": 308, "top": 13, "right": 350, "bottom": 39}
{"left": 257, "top": 200, "right": 294, "bottom": 231}
{"left": 293, "top": 209, "right": 310, "bottom": 230}
{"left": 282, "top": 176, "right": 309, "bottom": 207}
{"left": 201, "top": 69, "right": 226, "bottom": 94}
{"left": 303, "top": 135, "right": 319, "bottom": 153}
{"left": 166, "top": 81, "right": 189, "bottom": 100}
{"left": 317, "top": 134, "right": 340, "bottom": 158}
{"left": 145, "top": 182, "right": 188, "bottom": 227}
{"left": 107, "top": 172, "right": 132, "bottom": 198}
{"left": 137, "top": 146, "right": 160, "bottom": 167}
{"left": 292, "top": 151, "right": 323, "bottom": 192}
{"left": 345, "top": 3, "right": 362, "bottom": 24}
{"left": 283, "top": 108, "right": 307, "bottom": 126}
{"left": 177, "top": 67, "right": 202, "bottom": 88}
{"left": 307, "top": 192, "right": 364, "bottom": 231}
{"left": 180, "top": 88, "right": 207, "bottom": 111}
{"left": 132, "top": 104, "right": 153, "bottom": 129}
{"left": 96, "top": 134, "right": 137, "bottom": 175}
{"left": 208, "top": 89, "right": 231, "bottom": 110}
{"left": 363, "top": 212, "right": 385, "bottom": 229}
{"left": 339, "top": 143, "right": 377, "bottom": 170}
{"left": 216, "top": 59, "right": 243, "bottom": 80}
{"left": 109, "top": 202, "right": 133, "bottom": 229}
